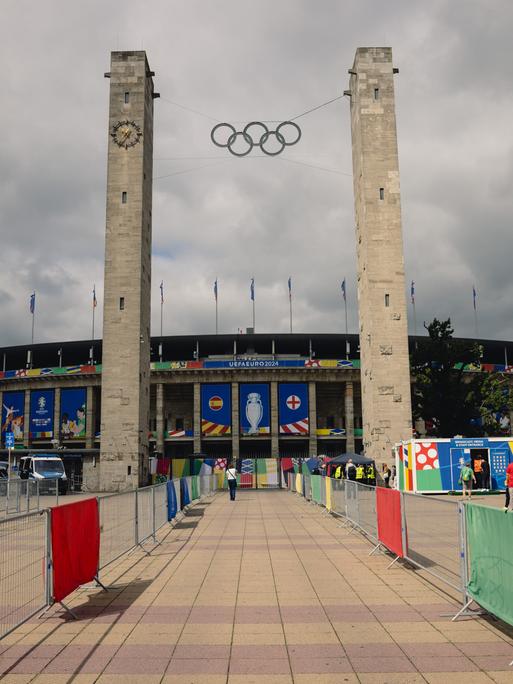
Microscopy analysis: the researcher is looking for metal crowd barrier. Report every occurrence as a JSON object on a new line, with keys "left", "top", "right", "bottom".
{"left": 1, "top": 479, "right": 43, "bottom": 516}
{"left": 290, "top": 477, "right": 467, "bottom": 597}
{"left": 0, "top": 510, "right": 49, "bottom": 640}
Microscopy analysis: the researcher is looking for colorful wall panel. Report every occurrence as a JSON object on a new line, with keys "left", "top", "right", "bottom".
{"left": 239, "top": 383, "right": 270, "bottom": 435}
{"left": 201, "top": 384, "right": 231, "bottom": 436}
{"left": 60, "top": 388, "right": 86, "bottom": 439}
{"left": 1, "top": 391, "right": 25, "bottom": 443}
{"left": 278, "top": 383, "right": 309, "bottom": 434}
{"left": 29, "top": 389, "right": 54, "bottom": 439}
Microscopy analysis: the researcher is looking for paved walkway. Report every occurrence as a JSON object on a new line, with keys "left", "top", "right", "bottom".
{"left": 1, "top": 490, "right": 513, "bottom": 683}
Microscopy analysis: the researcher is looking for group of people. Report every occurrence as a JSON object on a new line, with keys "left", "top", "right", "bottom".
{"left": 332, "top": 459, "right": 376, "bottom": 486}
{"left": 460, "top": 458, "right": 513, "bottom": 511}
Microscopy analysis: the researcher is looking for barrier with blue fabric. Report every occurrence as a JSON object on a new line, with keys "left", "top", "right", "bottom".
{"left": 180, "top": 477, "right": 191, "bottom": 508}
{"left": 167, "top": 480, "right": 178, "bottom": 520}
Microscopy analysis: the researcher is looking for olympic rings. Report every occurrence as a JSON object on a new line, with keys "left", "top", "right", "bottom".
{"left": 210, "top": 120, "right": 301, "bottom": 156}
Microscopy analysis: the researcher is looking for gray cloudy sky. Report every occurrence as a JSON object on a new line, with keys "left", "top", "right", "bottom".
{"left": 1, "top": 0, "right": 512, "bottom": 348}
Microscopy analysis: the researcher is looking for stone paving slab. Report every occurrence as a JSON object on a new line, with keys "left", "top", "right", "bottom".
{"left": 1, "top": 489, "right": 513, "bottom": 683}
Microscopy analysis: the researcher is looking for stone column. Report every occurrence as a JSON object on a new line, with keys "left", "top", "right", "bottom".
{"left": 193, "top": 382, "right": 201, "bottom": 453}
{"left": 156, "top": 383, "right": 165, "bottom": 456}
{"left": 231, "top": 382, "right": 239, "bottom": 464}
{"left": 85, "top": 385, "right": 94, "bottom": 449}
{"left": 308, "top": 382, "right": 317, "bottom": 457}
{"left": 23, "top": 390, "right": 30, "bottom": 447}
{"left": 270, "top": 381, "right": 279, "bottom": 458}
{"left": 345, "top": 381, "right": 355, "bottom": 453}
{"left": 53, "top": 388, "right": 61, "bottom": 443}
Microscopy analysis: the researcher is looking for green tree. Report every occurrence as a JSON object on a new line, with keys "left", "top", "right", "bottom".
{"left": 411, "top": 318, "right": 482, "bottom": 437}
{"left": 477, "top": 373, "right": 513, "bottom": 436}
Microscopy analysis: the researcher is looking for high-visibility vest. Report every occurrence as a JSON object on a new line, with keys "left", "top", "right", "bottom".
{"left": 366, "top": 466, "right": 375, "bottom": 479}
{"left": 356, "top": 466, "right": 365, "bottom": 480}
{"left": 334, "top": 466, "right": 342, "bottom": 479}
{"left": 473, "top": 459, "right": 483, "bottom": 473}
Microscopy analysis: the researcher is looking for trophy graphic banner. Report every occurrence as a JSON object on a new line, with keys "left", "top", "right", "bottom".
{"left": 239, "top": 383, "right": 270, "bottom": 435}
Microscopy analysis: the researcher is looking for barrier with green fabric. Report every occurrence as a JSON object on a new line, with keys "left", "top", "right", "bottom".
{"left": 466, "top": 503, "right": 513, "bottom": 627}
{"left": 311, "top": 475, "right": 322, "bottom": 503}
{"left": 191, "top": 475, "right": 200, "bottom": 500}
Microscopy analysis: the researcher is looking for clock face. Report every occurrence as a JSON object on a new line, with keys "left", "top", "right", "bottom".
{"left": 111, "top": 120, "right": 142, "bottom": 149}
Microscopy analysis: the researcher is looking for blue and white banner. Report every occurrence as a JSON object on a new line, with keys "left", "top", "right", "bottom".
{"left": 1, "top": 391, "right": 25, "bottom": 443}
{"left": 279, "top": 383, "right": 309, "bottom": 434}
{"left": 239, "top": 383, "right": 270, "bottom": 435}
{"left": 29, "top": 389, "right": 54, "bottom": 438}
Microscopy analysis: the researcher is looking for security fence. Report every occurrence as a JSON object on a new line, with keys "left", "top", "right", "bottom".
{"left": 291, "top": 474, "right": 511, "bottom": 627}
{"left": 0, "top": 479, "right": 44, "bottom": 516}
{"left": 0, "top": 475, "right": 220, "bottom": 641}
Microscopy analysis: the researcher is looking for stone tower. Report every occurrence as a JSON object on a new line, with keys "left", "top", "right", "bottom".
{"left": 100, "top": 51, "right": 156, "bottom": 491}
{"left": 348, "top": 47, "right": 412, "bottom": 464}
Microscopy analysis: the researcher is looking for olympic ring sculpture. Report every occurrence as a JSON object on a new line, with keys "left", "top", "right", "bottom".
{"left": 210, "top": 120, "right": 301, "bottom": 157}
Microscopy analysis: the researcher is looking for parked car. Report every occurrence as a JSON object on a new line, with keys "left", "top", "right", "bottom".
{"left": 18, "top": 454, "right": 68, "bottom": 494}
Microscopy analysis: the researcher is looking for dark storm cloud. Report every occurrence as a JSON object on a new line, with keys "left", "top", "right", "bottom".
{"left": 0, "top": 0, "right": 512, "bottom": 350}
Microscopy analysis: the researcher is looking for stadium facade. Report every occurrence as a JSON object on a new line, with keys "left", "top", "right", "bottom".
{"left": 1, "top": 333, "right": 511, "bottom": 491}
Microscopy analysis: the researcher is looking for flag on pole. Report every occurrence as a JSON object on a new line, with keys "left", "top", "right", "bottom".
{"left": 411, "top": 280, "right": 415, "bottom": 304}
{"left": 288, "top": 276, "right": 292, "bottom": 299}
{"left": 341, "top": 279, "right": 346, "bottom": 302}
{"left": 160, "top": 281, "right": 164, "bottom": 304}
{"left": 214, "top": 279, "right": 218, "bottom": 301}
{"left": 473, "top": 285, "right": 477, "bottom": 311}
{"left": 92, "top": 285, "right": 97, "bottom": 308}
{"left": 250, "top": 278, "right": 255, "bottom": 301}
{"left": 29, "top": 292, "right": 36, "bottom": 314}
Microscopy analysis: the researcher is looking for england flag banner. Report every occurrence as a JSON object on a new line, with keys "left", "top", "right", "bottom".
{"left": 279, "top": 383, "right": 309, "bottom": 434}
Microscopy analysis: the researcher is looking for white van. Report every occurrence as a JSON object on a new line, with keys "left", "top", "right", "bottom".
{"left": 19, "top": 454, "right": 68, "bottom": 494}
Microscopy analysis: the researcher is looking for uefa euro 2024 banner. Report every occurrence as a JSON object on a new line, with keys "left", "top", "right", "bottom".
{"left": 239, "top": 383, "right": 270, "bottom": 435}
{"left": 29, "top": 389, "right": 55, "bottom": 439}
{"left": 279, "top": 383, "right": 309, "bottom": 434}
{"left": 1, "top": 391, "right": 25, "bottom": 443}
{"left": 201, "top": 384, "right": 231, "bottom": 436}
{"left": 60, "top": 388, "right": 86, "bottom": 439}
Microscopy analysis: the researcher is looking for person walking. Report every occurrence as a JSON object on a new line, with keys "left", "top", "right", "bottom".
{"left": 506, "top": 460, "right": 513, "bottom": 512}
{"left": 481, "top": 458, "right": 490, "bottom": 490}
{"left": 459, "top": 461, "right": 476, "bottom": 498}
{"left": 226, "top": 461, "right": 238, "bottom": 501}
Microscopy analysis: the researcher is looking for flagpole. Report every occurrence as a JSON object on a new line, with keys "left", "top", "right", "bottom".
{"left": 473, "top": 286, "right": 479, "bottom": 338}
{"left": 344, "top": 294, "right": 348, "bottom": 337}
{"left": 288, "top": 278, "right": 293, "bottom": 334}
{"left": 31, "top": 293, "right": 35, "bottom": 346}
{"left": 252, "top": 299, "right": 255, "bottom": 332}
{"left": 91, "top": 285, "right": 96, "bottom": 364}
{"left": 215, "top": 278, "right": 219, "bottom": 335}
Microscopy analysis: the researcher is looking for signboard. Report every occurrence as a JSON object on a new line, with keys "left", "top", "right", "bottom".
{"left": 1, "top": 391, "right": 25, "bottom": 444}
{"left": 29, "top": 389, "right": 54, "bottom": 439}
{"left": 201, "top": 384, "right": 231, "bottom": 436}
{"left": 239, "top": 383, "right": 270, "bottom": 435}
{"left": 279, "top": 383, "right": 309, "bottom": 435}
{"left": 60, "top": 388, "right": 87, "bottom": 439}
{"left": 5, "top": 432, "right": 15, "bottom": 448}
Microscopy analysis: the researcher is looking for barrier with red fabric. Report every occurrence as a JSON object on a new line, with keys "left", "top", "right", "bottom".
{"left": 51, "top": 498, "right": 100, "bottom": 602}
{"left": 376, "top": 487, "right": 403, "bottom": 557}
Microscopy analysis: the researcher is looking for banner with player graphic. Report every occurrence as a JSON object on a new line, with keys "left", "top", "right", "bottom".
{"left": 239, "top": 383, "right": 270, "bottom": 435}
{"left": 1, "top": 391, "right": 25, "bottom": 444}
{"left": 201, "top": 384, "right": 231, "bottom": 436}
{"left": 279, "top": 383, "right": 309, "bottom": 434}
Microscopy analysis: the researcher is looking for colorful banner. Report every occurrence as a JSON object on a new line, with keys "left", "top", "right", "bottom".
{"left": 256, "top": 458, "right": 279, "bottom": 487}
{"left": 279, "top": 383, "right": 309, "bottom": 435}
{"left": 29, "top": 389, "right": 54, "bottom": 439}
{"left": 376, "top": 488, "right": 404, "bottom": 557}
{"left": 1, "top": 391, "right": 25, "bottom": 443}
{"left": 60, "top": 388, "right": 86, "bottom": 439}
{"left": 239, "top": 383, "right": 270, "bottom": 435}
{"left": 466, "top": 503, "right": 513, "bottom": 628}
{"left": 201, "top": 384, "right": 231, "bottom": 436}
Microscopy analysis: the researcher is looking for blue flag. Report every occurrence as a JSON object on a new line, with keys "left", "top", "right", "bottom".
{"left": 341, "top": 279, "right": 346, "bottom": 302}
{"left": 250, "top": 278, "right": 255, "bottom": 301}
{"left": 29, "top": 292, "right": 36, "bottom": 314}
{"left": 214, "top": 279, "right": 218, "bottom": 301}
{"left": 93, "top": 285, "right": 97, "bottom": 308}
{"left": 473, "top": 285, "right": 477, "bottom": 311}
{"left": 411, "top": 280, "right": 415, "bottom": 304}
{"left": 288, "top": 277, "right": 292, "bottom": 298}
{"left": 160, "top": 281, "right": 164, "bottom": 304}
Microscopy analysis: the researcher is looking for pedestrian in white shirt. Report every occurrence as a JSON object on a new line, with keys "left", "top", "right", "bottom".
{"left": 226, "top": 462, "right": 238, "bottom": 501}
